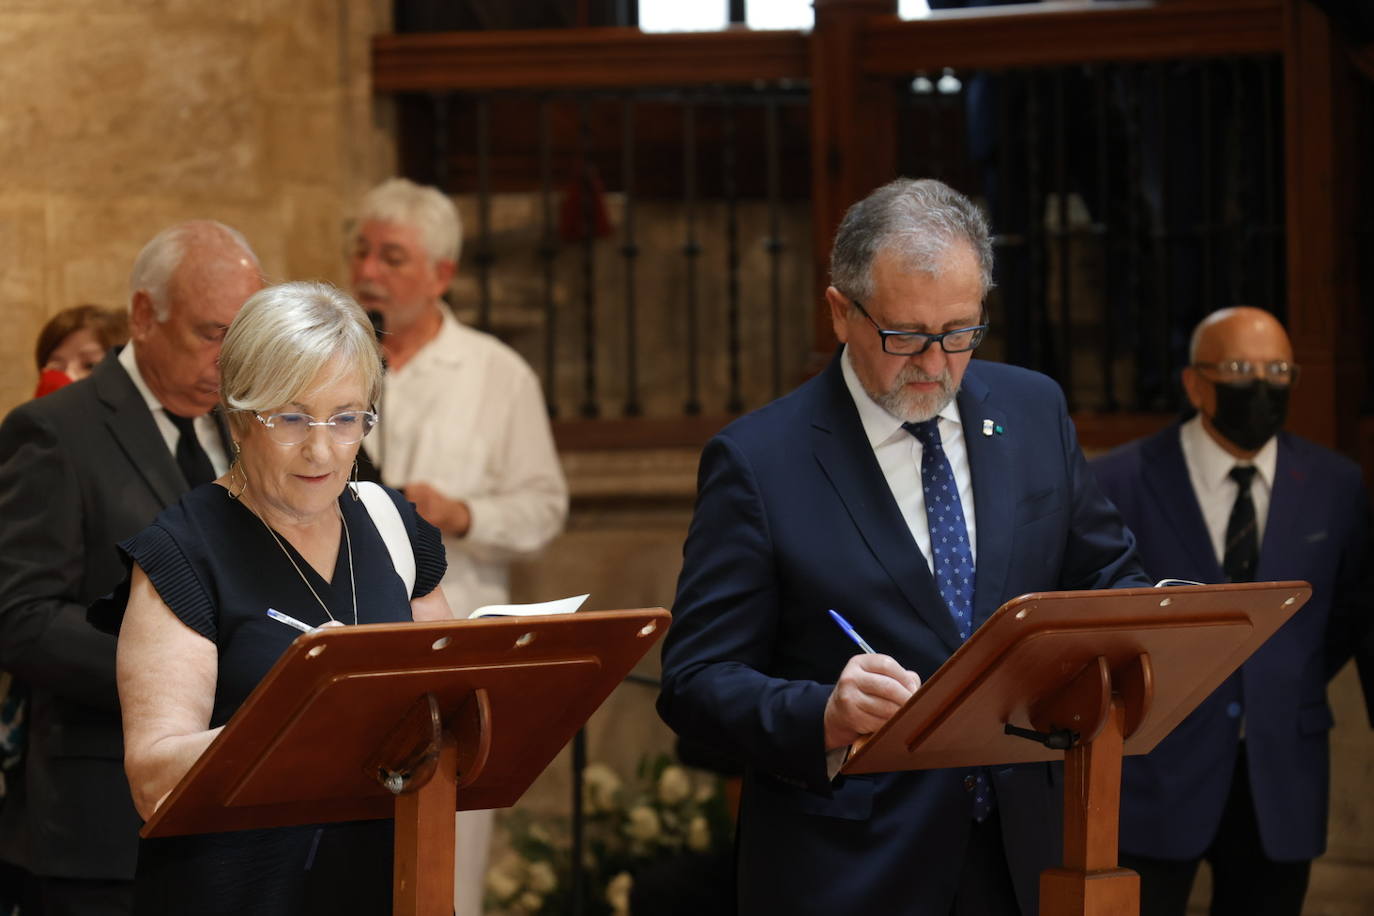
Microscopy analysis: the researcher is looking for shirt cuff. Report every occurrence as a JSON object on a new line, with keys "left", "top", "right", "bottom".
{"left": 825, "top": 745, "right": 850, "bottom": 782}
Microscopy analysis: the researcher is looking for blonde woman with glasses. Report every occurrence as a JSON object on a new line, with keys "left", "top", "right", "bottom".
{"left": 94, "top": 281, "right": 451, "bottom": 916}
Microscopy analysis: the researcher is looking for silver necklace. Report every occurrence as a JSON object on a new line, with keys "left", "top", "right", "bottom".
{"left": 243, "top": 498, "right": 357, "bottom": 626}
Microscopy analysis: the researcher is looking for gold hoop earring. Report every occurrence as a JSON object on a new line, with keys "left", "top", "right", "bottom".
{"left": 349, "top": 458, "right": 360, "bottom": 500}
{"left": 227, "top": 442, "right": 248, "bottom": 500}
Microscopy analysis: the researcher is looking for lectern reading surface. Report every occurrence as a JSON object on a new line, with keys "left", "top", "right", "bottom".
{"left": 138, "top": 609, "right": 669, "bottom": 916}
{"left": 844, "top": 582, "right": 1308, "bottom": 774}
{"left": 841, "top": 582, "right": 1309, "bottom": 916}
{"left": 144, "top": 609, "right": 668, "bottom": 837}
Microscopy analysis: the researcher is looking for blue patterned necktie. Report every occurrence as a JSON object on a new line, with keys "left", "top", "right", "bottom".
{"left": 904, "top": 418, "right": 993, "bottom": 821}
{"left": 904, "top": 419, "right": 974, "bottom": 640}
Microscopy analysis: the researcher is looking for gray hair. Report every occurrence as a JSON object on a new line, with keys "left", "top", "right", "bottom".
{"left": 355, "top": 177, "right": 462, "bottom": 265}
{"left": 129, "top": 220, "right": 260, "bottom": 322}
{"left": 219, "top": 282, "right": 384, "bottom": 424}
{"left": 829, "top": 178, "right": 994, "bottom": 303}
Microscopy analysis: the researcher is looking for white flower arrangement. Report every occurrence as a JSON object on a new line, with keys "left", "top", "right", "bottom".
{"left": 486, "top": 754, "right": 733, "bottom": 916}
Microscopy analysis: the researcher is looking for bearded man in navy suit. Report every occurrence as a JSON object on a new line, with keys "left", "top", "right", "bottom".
{"left": 1091, "top": 307, "right": 1371, "bottom": 916}
{"left": 658, "top": 178, "right": 1150, "bottom": 915}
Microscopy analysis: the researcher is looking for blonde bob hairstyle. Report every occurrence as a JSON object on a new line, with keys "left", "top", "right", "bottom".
{"left": 219, "top": 281, "right": 383, "bottom": 434}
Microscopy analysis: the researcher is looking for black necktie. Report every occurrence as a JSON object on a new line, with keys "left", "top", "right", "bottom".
{"left": 1223, "top": 465, "right": 1259, "bottom": 583}
{"left": 166, "top": 411, "right": 216, "bottom": 489}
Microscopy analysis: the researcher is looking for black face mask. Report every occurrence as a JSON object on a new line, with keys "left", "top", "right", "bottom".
{"left": 1208, "top": 380, "right": 1289, "bottom": 452}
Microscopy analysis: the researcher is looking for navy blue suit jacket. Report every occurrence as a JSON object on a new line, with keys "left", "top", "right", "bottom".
{"left": 658, "top": 355, "right": 1149, "bottom": 915}
{"left": 1092, "top": 424, "right": 1370, "bottom": 862}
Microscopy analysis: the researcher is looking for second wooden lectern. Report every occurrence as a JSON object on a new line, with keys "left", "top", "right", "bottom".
{"left": 843, "top": 581, "right": 1310, "bottom": 916}
{"left": 140, "top": 608, "right": 671, "bottom": 916}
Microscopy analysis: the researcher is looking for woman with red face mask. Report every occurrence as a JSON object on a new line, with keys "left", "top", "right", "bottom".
{"left": 32, "top": 304, "right": 129, "bottom": 398}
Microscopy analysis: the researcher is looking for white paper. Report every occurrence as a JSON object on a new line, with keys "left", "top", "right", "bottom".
{"left": 468, "top": 594, "right": 590, "bottom": 618}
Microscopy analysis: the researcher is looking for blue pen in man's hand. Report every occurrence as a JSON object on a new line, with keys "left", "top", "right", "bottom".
{"left": 828, "top": 609, "right": 877, "bottom": 655}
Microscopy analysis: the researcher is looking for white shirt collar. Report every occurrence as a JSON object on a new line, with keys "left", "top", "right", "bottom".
{"left": 393, "top": 303, "right": 467, "bottom": 377}
{"left": 840, "top": 345, "right": 961, "bottom": 449}
{"left": 1178, "top": 413, "right": 1278, "bottom": 495}
{"left": 117, "top": 342, "right": 165, "bottom": 415}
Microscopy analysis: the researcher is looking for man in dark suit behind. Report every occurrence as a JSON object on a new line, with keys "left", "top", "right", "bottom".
{"left": 1091, "top": 307, "right": 1371, "bottom": 916}
{"left": 657, "top": 178, "right": 1150, "bottom": 915}
{"left": 0, "top": 220, "right": 263, "bottom": 915}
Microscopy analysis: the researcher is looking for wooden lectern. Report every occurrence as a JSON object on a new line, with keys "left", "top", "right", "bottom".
{"left": 842, "top": 581, "right": 1310, "bottom": 916}
{"left": 140, "top": 608, "right": 671, "bottom": 916}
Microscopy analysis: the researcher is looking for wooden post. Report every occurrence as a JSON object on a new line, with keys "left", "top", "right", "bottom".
{"left": 1040, "top": 699, "right": 1140, "bottom": 916}
{"left": 1283, "top": 0, "right": 1360, "bottom": 452}
{"left": 394, "top": 732, "right": 459, "bottom": 916}
{"left": 809, "top": 0, "right": 899, "bottom": 369}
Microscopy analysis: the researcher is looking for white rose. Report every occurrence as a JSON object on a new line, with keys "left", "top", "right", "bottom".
{"left": 625, "top": 804, "right": 661, "bottom": 842}
{"left": 582, "top": 763, "right": 622, "bottom": 813}
{"left": 527, "top": 860, "right": 557, "bottom": 895}
{"left": 687, "top": 815, "right": 712, "bottom": 852}
{"left": 606, "top": 871, "right": 634, "bottom": 915}
{"left": 656, "top": 765, "right": 691, "bottom": 805}
{"left": 485, "top": 866, "right": 521, "bottom": 902}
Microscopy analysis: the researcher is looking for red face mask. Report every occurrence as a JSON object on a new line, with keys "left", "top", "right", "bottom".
{"left": 33, "top": 368, "right": 73, "bottom": 399}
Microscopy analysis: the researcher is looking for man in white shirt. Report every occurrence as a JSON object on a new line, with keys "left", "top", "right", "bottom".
{"left": 348, "top": 178, "right": 568, "bottom": 916}
{"left": 1092, "top": 307, "right": 1372, "bottom": 916}
{"left": 0, "top": 220, "right": 262, "bottom": 914}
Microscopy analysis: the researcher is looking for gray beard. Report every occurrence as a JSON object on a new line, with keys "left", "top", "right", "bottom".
{"left": 871, "top": 365, "right": 960, "bottom": 423}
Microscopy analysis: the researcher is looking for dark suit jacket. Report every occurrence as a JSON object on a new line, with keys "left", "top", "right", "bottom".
{"left": 658, "top": 355, "right": 1149, "bottom": 915}
{"left": 0, "top": 353, "right": 190, "bottom": 879}
{"left": 1091, "top": 424, "right": 1371, "bottom": 862}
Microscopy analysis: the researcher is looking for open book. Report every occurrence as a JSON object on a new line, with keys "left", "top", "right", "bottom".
{"left": 468, "top": 594, "right": 590, "bottom": 618}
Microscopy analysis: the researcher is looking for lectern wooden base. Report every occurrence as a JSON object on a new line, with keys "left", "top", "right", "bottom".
{"left": 393, "top": 730, "right": 458, "bottom": 915}
{"left": 373, "top": 690, "right": 488, "bottom": 915}
{"left": 1040, "top": 869, "right": 1139, "bottom": 916}
{"left": 1039, "top": 697, "right": 1137, "bottom": 916}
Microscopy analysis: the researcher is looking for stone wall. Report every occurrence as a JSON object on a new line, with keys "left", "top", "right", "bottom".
{"left": 0, "top": 0, "right": 396, "bottom": 415}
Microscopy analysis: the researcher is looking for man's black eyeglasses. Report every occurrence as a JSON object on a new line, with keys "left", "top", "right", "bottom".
{"left": 851, "top": 299, "right": 988, "bottom": 356}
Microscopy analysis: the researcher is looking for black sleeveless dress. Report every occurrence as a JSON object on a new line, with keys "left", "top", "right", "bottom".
{"left": 113, "top": 483, "right": 446, "bottom": 916}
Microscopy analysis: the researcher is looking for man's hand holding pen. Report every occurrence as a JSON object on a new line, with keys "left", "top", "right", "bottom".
{"left": 823, "top": 654, "right": 922, "bottom": 751}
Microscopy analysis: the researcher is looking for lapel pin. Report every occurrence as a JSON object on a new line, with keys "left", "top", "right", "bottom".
{"left": 995, "top": 423, "right": 1004, "bottom": 435}
{"left": 982, "top": 419, "right": 994, "bottom": 437}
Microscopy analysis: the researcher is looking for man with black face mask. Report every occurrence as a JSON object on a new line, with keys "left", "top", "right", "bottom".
{"left": 1091, "top": 306, "right": 1372, "bottom": 916}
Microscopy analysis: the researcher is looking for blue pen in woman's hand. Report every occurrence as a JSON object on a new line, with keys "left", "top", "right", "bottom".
{"left": 828, "top": 609, "right": 877, "bottom": 655}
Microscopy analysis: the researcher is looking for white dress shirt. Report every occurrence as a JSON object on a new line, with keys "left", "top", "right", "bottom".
{"left": 363, "top": 306, "right": 569, "bottom": 617}
{"left": 118, "top": 344, "right": 229, "bottom": 476}
{"left": 840, "top": 346, "right": 978, "bottom": 570}
{"left": 1178, "top": 414, "right": 1276, "bottom": 566}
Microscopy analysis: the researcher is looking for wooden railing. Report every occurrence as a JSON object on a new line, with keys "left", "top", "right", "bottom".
{"left": 373, "top": 0, "right": 1367, "bottom": 456}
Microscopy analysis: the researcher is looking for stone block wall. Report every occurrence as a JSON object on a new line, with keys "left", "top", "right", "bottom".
{"left": 0, "top": 0, "right": 395, "bottom": 414}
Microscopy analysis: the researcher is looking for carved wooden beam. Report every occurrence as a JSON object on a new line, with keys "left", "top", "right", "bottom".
{"left": 373, "top": 27, "right": 810, "bottom": 91}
